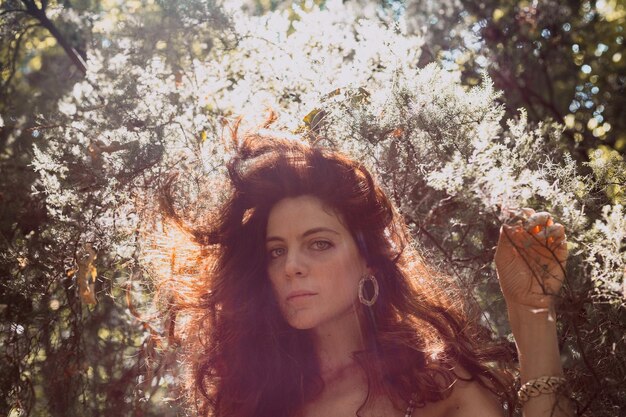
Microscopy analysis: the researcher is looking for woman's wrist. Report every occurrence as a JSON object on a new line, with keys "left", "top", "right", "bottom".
{"left": 506, "top": 301, "right": 563, "bottom": 382}
{"left": 506, "top": 300, "right": 556, "bottom": 331}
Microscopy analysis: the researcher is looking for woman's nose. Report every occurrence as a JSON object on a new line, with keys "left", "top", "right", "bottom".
{"left": 284, "top": 249, "right": 307, "bottom": 278}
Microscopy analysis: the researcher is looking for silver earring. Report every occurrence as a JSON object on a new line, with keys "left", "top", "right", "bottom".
{"left": 358, "top": 274, "right": 379, "bottom": 306}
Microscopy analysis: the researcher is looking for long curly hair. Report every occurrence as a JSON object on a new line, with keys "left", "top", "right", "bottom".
{"left": 156, "top": 120, "right": 517, "bottom": 417}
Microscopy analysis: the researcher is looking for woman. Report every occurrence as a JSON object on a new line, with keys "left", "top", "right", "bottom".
{"left": 159, "top": 122, "right": 570, "bottom": 417}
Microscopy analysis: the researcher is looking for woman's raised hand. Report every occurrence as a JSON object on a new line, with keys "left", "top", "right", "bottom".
{"left": 494, "top": 208, "right": 569, "bottom": 311}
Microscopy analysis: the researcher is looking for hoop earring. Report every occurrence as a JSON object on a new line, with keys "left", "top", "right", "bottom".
{"left": 358, "top": 274, "right": 379, "bottom": 306}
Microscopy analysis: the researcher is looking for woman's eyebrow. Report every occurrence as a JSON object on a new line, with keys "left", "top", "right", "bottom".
{"left": 266, "top": 227, "right": 340, "bottom": 243}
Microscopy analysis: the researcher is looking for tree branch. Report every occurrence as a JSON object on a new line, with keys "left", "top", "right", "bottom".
{"left": 20, "top": 0, "right": 87, "bottom": 75}
{"left": 0, "top": 8, "right": 27, "bottom": 17}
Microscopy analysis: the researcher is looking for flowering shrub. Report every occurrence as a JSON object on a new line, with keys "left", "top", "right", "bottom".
{"left": 3, "top": 0, "right": 624, "bottom": 415}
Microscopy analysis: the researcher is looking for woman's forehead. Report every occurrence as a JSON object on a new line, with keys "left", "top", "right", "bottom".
{"left": 266, "top": 195, "right": 348, "bottom": 237}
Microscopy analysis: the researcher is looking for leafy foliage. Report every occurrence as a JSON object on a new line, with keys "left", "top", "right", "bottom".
{"left": 402, "top": 0, "right": 626, "bottom": 157}
{"left": 1, "top": 1, "right": 625, "bottom": 416}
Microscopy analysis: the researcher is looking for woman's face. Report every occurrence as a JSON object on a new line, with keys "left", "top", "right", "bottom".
{"left": 266, "top": 195, "right": 369, "bottom": 330}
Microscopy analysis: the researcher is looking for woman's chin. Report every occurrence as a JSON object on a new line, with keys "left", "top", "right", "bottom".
{"left": 285, "top": 314, "right": 318, "bottom": 330}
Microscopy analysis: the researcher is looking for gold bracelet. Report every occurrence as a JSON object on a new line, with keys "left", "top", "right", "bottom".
{"left": 518, "top": 376, "right": 566, "bottom": 403}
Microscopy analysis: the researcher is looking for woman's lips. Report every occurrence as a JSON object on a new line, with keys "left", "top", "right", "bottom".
{"left": 286, "top": 291, "right": 317, "bottom": 302}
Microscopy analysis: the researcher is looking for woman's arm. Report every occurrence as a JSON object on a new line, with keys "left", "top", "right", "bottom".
{"left": 508, "top": 305, "right": 570, "bottom": 417}
{"left": 495, "top": 208, "right": 573, "bottom": 417}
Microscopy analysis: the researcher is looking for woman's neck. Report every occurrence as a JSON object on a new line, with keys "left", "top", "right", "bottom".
{"left": 311, "top": 306, "right": 365, "bottom": 380}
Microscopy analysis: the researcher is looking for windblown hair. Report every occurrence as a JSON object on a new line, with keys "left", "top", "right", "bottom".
{"left": 158, "top": 119, "right": 517, "bottom": 417}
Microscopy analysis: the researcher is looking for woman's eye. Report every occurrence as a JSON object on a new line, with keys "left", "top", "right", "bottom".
{"left": 311, "top": 240, "right": 332, "bottom": 250}
{"left": 268, "top": 248, "right": 285, "bottom": 259}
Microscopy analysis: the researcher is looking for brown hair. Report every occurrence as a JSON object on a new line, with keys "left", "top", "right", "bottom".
{"left": 157, "top": 121, "right": 516, "bottom": 417}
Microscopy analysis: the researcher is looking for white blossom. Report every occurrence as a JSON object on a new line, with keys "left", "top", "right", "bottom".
{"left": 28, "top": 1, "right": 625, "bottom": 305}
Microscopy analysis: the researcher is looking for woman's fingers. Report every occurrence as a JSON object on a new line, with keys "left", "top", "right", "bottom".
{"left": 531, "top": 224, "right": 565, "bottom": 240}
{"left": 502, "top": 209, "right": 568, "bottom": 256}
{"left": 529, "top": 221, "right": 567, "bottom": 251}
{"left": 497, "top": 209, "right": 568, "bottom": 306}
{"left": 525, "top": 211, "right": 555, "bottom": 232}
{"left": 502, "top": 219, "right": 567, "bottom": 265}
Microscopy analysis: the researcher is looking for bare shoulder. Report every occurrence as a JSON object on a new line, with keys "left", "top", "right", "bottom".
{"left": 441, "top": 366, "right": 505, "bottom": 417}
{"left": 412, "top": 366, "right": 505, "bottom": 417}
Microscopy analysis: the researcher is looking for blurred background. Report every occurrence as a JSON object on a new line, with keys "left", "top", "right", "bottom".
{"left": 1, "top": 1, "right": 624, "bottom": 416}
